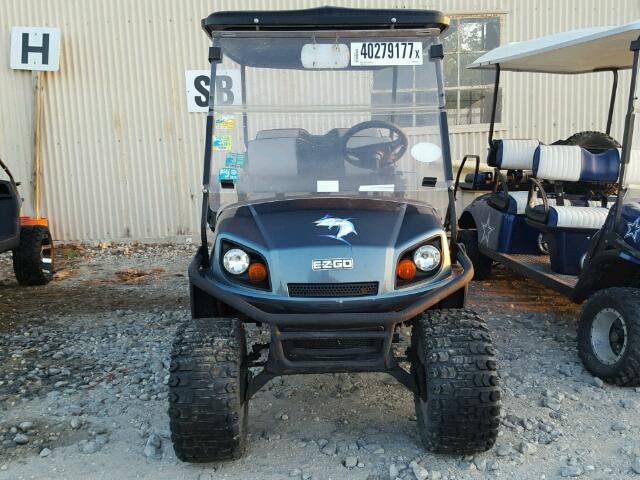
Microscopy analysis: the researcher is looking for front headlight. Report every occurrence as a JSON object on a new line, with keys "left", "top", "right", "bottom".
{"left": 413, "top": 245, "right": 441, "bottom": 272}
{"left": 223, "top": 248, "right": 250, "bottom": 275}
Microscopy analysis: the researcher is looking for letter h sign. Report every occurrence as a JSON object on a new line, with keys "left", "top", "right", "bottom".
{"left": 10, "top": 27, "right": 61, "bottom": 71}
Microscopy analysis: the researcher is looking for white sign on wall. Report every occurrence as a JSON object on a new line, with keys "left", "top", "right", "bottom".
{"left": 10, "top": 27, "right": 61, "bottom": 71}
{"left": 185, "top": 69, "right": 242, "bottom": 113}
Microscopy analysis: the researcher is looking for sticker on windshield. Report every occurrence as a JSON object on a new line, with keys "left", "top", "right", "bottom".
{"left": 215, "top": 114, "right": 236, "bottom": 130}
{"left": 359, "top": 184, "right": 395, "bottom": 192}
{"left": 213, "top": 135, "right": 232, "bottom": 151}
{"left": 225, "top": 152, "right": 246, "bottom": 168}
{"left": 317, "top": 180, "right": 339, "bottom": 193}
{"left": 351, "top": 42, "right": 423, "bottom": 66}
{"left": 218, "top": 168, "right": 239, "bottom": 183}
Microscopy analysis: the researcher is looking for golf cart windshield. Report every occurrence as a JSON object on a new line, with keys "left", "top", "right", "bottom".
{"left": 207, "top": 31, "right": 449, "bottom": 215}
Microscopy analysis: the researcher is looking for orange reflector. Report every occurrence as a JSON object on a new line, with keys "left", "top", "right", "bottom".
{"left": 20, "top": 216, "right": 49, "bottom": 227}
{"left": 396, "top": 259, "right": 417, "bottom": 281}
{"left": 248, "top": 262, "right": 268, "bottom": 283}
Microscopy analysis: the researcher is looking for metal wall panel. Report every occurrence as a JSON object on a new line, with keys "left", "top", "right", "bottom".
{"left": 0, "top": 0, "right": 638, "bottom": 240}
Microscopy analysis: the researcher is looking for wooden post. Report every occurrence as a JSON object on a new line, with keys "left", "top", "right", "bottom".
{"left": 33, "top": 71, "right": 44, "bottom": 219}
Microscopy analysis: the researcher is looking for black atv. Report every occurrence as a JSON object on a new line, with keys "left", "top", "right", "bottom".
{"left": 169, "top": 6, "right": 501, "bottom": 462}
{"left": 0, "top": 158, "right": 54, "bottom": 286}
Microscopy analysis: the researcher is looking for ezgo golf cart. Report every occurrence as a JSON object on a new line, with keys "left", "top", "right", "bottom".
{"left": 169, "top": 7, "right": 501, "bottom": 462}
{"left": 0, "top": 158, "right": 54, "bottom": 286}
{"left": 456, "top": 21, "right": 640, "bottom": 385}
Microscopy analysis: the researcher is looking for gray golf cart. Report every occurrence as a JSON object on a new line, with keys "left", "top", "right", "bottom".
{"left": 169, "top": 6, "right": 501, "bottom": 462}
{"left": 455, "top": 21, "right": 640, "bottom": 385}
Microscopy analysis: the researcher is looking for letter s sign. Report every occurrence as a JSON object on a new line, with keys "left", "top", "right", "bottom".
{"left": 185, "top": 69, "right": 242, "bottom": 113}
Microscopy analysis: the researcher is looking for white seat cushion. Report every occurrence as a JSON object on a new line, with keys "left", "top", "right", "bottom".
{"left": 547, "top": 206, "right": 609, "bottom": 229}
{"left": 505, "top": 191, "right": 563, "bottom": 215}
{"left": 506, "top": 191, "right": 530, "bottom": 214}
{"left": 534, "top": 145, "right": 583, "bottom": 181}
{"left": 495, "top": 139, "right": 540, "bottom": 170}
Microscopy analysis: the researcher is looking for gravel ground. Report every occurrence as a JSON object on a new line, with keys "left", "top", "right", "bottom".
{"left": 1, "top": 244, "right": 640, "bottom": 480}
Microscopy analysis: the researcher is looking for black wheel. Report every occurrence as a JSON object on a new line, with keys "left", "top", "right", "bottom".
{"left": 458, "top": 229, "right": 492, "bottom": 280}
{"left": 578, "top": 288, "right": 640, "bottom": 386}
{"left": 563, "top": 130, "right": 621, "bottom": 151}
{"left": 412, "top": 309, "right": 500, "bottom": 454}
{"left": 169, "top": 318, "right": 248, "bottom": 462}
{"left": 561, "top": 131, "right": 620, "bottom": 197}
{"left": 12, "top": 225, "right": 54, "bottom": 286}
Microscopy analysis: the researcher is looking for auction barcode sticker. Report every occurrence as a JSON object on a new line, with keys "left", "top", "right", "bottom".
{"left": 351, "top": 41, "right": 423, "bottom": 66}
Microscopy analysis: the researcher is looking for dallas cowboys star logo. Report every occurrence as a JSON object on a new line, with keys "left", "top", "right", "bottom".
{"left": 480, "top": 215, "right": 495, "bottom": 245}
{"left": 624, "top": 217, "right": 640, "bottom": 243}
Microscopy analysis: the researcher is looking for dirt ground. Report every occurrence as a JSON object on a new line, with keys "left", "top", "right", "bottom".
{"left": 1, "top": 244, "right": 639, "bottom": 480}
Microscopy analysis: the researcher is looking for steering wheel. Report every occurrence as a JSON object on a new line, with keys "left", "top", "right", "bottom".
{"left": 341, "top": 120, "right": 409, "bottom": 170}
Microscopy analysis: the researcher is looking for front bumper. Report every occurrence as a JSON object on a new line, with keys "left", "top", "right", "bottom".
{"left": 189, "top": 248, "right": 473, "bottom": 327}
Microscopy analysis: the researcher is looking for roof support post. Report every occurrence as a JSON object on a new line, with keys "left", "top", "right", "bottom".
{"left": 199, "top": 38, "right": 221, "bottom": 268}
{"left": 488, "top": 64, "right": 501, "bottom": 148}
{"left": 430, "top": 41, "right": 458, "bottom": 250}
{"left": 606, "top": 69, "right": 618, "bottom": 135}
{"left": 614, "top": 37, "right": 640, "bottom": 231}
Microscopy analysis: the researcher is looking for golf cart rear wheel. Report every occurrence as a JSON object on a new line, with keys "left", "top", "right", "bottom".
{"left": 169, "top": 318, "right": 248, "bottom": 462}
{"left": 458, "top": 229, "right": 492, "bottom": 280}
{"left": 413, "top": 309, "right": 500, "bottom": 454}
{"left": 578, "top": 288, "right": 640, "bottom": 386}
{"left": 12, "top": 225, "right": 54, "bottom": 286}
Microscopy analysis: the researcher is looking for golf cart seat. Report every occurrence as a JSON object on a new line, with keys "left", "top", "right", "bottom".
{"left": 525, "top": 145, "right": 621, "bottom": 274}
{"left": 526, "top": 145, "right": 620, "bottom": 225}
{"left": 487, "top": 139, "right": 540, "bottom": 213}
{"left": 476, "top": 139, "right": 549, "bottom": 254}
{"left": 244, "top": 128, "right": 397, "bottom": 193}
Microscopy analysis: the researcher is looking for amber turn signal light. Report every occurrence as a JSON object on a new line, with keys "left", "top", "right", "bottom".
{"left": 248, "top": 262, "right": 268, "bottom": 283}
{"left": 396, "top": 259, "right": 417, "bottom": 281}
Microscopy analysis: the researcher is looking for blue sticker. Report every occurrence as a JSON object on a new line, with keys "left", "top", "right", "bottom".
{"left": 225, "top": 153, "right": 246, "bottom": 168}
{"left": 218, "top": 168, "right": 239, "bottom": 182}
{"left": 212, "top": 135, "right": 232, "bottom": 151}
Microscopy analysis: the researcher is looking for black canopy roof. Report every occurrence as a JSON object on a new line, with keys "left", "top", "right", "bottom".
{"left": 202, "top": 6, "right": 449, "bottom": 37}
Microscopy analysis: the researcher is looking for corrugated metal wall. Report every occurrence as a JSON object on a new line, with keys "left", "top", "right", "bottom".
{"left": 0, "top": 0, "right": 638, "bottom": 241}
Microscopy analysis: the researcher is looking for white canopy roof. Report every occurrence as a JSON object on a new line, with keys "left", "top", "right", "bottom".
{"left": 469, "top": 20, "right": 640, "bottom": 74}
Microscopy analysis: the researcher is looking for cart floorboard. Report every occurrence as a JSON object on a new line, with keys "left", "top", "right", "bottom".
{"left": 479, "top": 247, "right": 578, "bottom": 296}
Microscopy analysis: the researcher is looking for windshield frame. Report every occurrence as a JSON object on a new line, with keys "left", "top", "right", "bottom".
{"left": 198, "top": 27, "right": 457, "bottom": 262}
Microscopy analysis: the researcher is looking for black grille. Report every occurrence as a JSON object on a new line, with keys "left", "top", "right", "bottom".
{"left": 288, "top": 282, "right": 378, "bottom": 298}
{"left": 290, "top": 338, "right": 376, "bottom": 350}
{"left": 279, "top": 326, "right": 386, "bottom": 362}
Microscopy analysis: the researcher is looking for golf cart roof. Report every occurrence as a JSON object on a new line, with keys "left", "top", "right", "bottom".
{"left": 469, "top": 20, "right": 640, "bottom": 74}
{"left": 202, "top": 6, "right": 449, "bottom": 37}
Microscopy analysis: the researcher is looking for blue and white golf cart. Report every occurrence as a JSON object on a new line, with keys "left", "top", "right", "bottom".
{"left": 456, "top": 21, "right": 640, "bottom": 385}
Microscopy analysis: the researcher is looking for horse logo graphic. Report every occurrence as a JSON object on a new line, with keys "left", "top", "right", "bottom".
{"left": 314, "top": 215, "right": 357, "bottom": 245}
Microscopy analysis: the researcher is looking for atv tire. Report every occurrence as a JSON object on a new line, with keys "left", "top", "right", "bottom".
{"left": 12, "top": 225, "right": 54, "bottom": 286}
{"left": 169, "top": 318, "right": 248, "bottom": 462}
{"left": 563, "top": 130, "right": 621, "bottom": 151}
{"left": 578, "top": 288, "right": 640, "bottom": 386}
{"left": 458, "top": 229, "right": 492, "bottom": 280}
{"left": 413, "top": 308, "right": 500, "bottom": 454}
